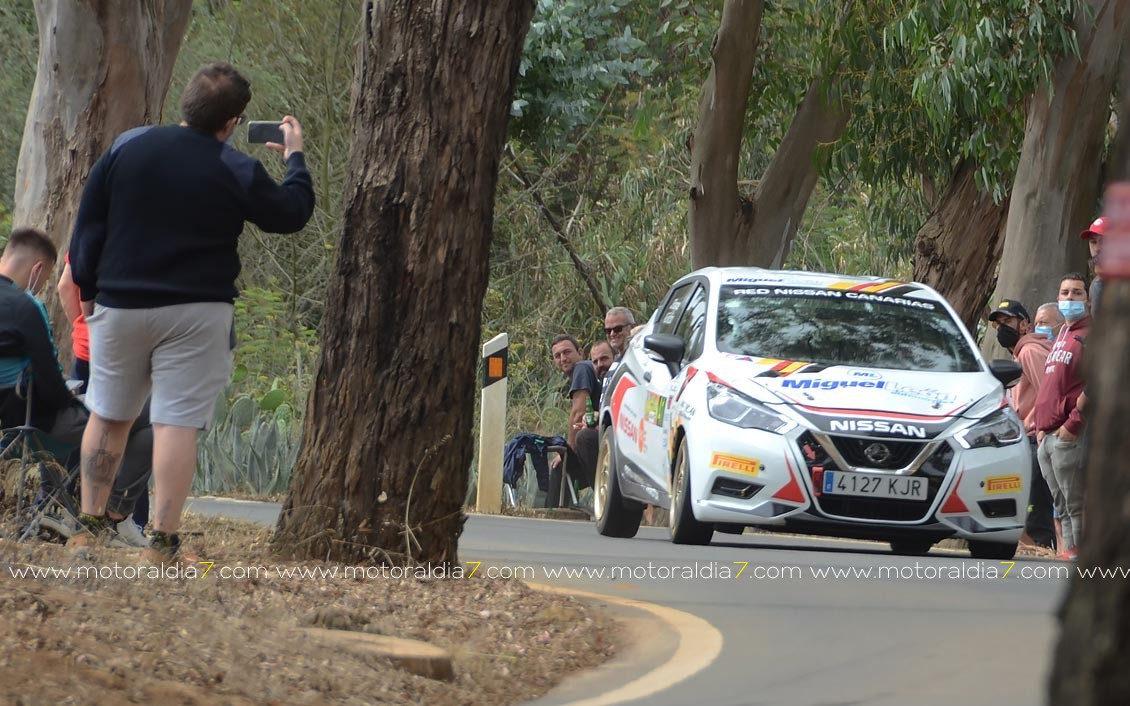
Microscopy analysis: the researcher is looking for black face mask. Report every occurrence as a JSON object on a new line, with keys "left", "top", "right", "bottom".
{"left": 996, "top": 324, "right": 1021, "bottom": 351}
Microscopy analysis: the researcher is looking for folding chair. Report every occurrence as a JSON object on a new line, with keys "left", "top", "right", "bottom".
{"left": 0, "top": 377, "right": 82, "bottom": 542}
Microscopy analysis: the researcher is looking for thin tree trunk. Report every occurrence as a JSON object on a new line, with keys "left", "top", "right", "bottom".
{"left": 688, "top": 0, "right": 763, "bottom": 268}
{"left": 912, "top": 160, "right": 1010, "bottom": 331}
{"left": 688, "top": 0, "right": 847, "bottom": 268}
{"left": 749, "top": 80, "right": 848, "bottom": 267}
{"left": 1050, "top": 274, "right": 1130, "bottom": 704}
{"left": 14, "top": 0, "right": 192, "bottom": 351}
{"left": 989, "top": 0, "right": 1128, "bottom": 358}
{"left": 274, "top": 0, "right": 534, "bottom": 566}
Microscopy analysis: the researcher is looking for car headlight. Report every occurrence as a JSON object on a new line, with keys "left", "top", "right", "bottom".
{"left": 954, "top": 408, "right": 1025, "bottom": 449}
{"left": 706, "top": 382, "right": 796, "bottom": 433}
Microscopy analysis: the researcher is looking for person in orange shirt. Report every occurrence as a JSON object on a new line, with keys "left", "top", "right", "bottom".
{"left": 58, "top": 255, "right": 149, "bottom": 541}
{"left": 988, "top": 299, "right": 1058, "bottom": 550}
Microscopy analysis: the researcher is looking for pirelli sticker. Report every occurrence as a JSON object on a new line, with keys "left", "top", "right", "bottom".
{"left": 984, "top": 474, "right": 1023, "bottom": 494}
{"left": 711, "top": 452, "right": 763, "bottom": 476}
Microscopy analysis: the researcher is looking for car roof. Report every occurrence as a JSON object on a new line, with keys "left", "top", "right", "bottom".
{"left": 682, "top": 267, "right": 944, "bottom": 303}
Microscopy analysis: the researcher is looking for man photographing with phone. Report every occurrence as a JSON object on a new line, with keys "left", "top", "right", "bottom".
{"left": 67, "top": 62, "right": 315, "bottom": 561}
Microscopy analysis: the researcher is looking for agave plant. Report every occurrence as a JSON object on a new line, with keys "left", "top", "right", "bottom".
{"left": 194, "top": 379, "right": 301, "bottom": 497}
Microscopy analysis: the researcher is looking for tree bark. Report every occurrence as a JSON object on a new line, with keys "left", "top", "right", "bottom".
{"left": 687, "top": 0, "right": 763, "bottom": 269}
{"left": 1110, "top": 45, "right": 1130, "bottom": 181}
{"left": 1049, "top": 276, "right": 1130, "bottom": 704}
{"left": 688, "top": 0, "right": 848, "bottom": 268}
{"left": 989, "top": 0, "right": 1129, "bottom": 358}
{"left": 912, "top": 160, "right": 1010, "bottom": 331}
{"left": 14, "top": 0, "right": 192, "bottom": 349}
{"left": 274, "top": 0, "right": 534, "bottom": 566}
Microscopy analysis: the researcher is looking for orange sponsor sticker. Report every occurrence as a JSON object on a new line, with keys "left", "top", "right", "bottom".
{"left": 985, "top": 474, "right": 1023, "bottom": 494}
{"left": 710, "top": 453, "right": 761, "bottom": 476}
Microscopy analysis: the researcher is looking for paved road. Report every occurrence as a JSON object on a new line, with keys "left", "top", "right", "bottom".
{"left": 185, "top": 498, "right": 1065, "bottom": 706}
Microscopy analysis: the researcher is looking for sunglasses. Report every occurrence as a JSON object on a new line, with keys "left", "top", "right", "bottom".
{"left": 604, "top": 324, "right": 631, "bottom": 335}
{"left": 237, "top": 113, "right": 248, "bottom": 125}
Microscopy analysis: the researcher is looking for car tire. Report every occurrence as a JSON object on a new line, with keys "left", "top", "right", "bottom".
{"left": 670, "top": 438, "right": 713, "bottom": 546}
{"left": 888, "top": 539, "right": 934, "bottom": 556}
{"left": 968, "top": 540, "right": 1018, "bottom": 560}
{"left": 594, "top": 427, "right": 643, "bottom": 538}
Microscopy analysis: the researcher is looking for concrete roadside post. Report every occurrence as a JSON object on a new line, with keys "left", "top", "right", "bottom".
{"left": 476, "top": 333, "right": 509, "bottom": 513}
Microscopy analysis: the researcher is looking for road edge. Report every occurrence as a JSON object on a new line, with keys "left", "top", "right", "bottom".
{"left": 525, "top": 582, "right": 723, "bottom": 706}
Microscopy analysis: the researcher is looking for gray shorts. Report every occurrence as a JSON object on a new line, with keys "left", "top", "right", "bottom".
{"left": 86, "top": 302, "right": 234, "bottom": 430}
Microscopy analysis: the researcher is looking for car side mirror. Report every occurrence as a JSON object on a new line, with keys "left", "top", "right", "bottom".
{"left": 644, "top": 334, "right": 685, "bottom": 376}
{"left": 989, "top": 359, "right": 1023, "bottom": 389}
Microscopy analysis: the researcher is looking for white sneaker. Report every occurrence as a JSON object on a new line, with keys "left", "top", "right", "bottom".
{"left": 111, "top": 519, "right": 150, "bottom": 548}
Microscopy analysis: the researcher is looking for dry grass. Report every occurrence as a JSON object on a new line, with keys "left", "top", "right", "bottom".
{"left": 0, "top": 514, "right": 617, "bottom": 706}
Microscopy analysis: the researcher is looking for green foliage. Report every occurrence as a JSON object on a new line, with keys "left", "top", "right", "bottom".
{"left": 194, "top": 387, "right": 300, "bottom": 496}
{"left": 513, "top": 0, "right": 655, "bottom": 148}
{"left": 832, "top": 0, "right": 1082, "bottom": 201}
{"left": 0, "top": 0, "right": 37, "bottom": 216}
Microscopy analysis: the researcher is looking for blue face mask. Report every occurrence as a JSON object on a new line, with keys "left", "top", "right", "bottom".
{"left": 1058, "top": 300, "right": 1087, "bottom": 322}
{"left": 1034, "top": 325, "right": 1055, "bottom": 340}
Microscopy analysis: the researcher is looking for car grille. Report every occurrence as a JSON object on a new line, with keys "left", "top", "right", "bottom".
{"left": 796, "top": 432, "right": 955, "bottom": 522}
{"left": 829, "top": 436, "right": 924, "bottom": 470}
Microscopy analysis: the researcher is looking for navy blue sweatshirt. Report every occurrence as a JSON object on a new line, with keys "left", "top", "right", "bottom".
{"left": 69, "top": 125, "right": 315, "bottom": 308}
{"left": 0, "top": 275, "right": 72, "bottom": 426}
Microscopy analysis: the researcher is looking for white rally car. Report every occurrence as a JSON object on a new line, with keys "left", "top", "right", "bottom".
{"left": 594, "top": 268, "right": 1030, "bottom": 559}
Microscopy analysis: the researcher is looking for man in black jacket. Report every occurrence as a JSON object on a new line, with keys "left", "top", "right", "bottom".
{"left": 0, "top": 228, "right": 153, "bottom": 545}
{"left": 67, "top": 63, "right": 315, "bottom": 558}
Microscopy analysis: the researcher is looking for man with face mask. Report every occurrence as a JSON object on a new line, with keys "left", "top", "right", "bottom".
{"left": 988, "top": 298, "right": 1056, "bottom": 549}
{"left": 1033, "top": 273, "right": 1092, "bottom": 559}
{"left": 0, "top": 228, "right": 154, "bottom": 546}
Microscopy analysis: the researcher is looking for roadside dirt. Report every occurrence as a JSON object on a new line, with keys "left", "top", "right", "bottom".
{"left": 0, "top": 514, "right": 617, "bottom": 705}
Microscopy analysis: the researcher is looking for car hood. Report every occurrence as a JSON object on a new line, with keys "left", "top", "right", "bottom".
{"left": 708, "top": 355, "right": 1001, "bottom": 438}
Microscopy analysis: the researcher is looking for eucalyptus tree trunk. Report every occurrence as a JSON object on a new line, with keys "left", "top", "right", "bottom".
{"left": 912, "top": 160, "right": 1009, "bottom": 331}
{"left": 688, "top": 0, "right": 847, "bottom": 269}
{"left": 988, "top": 0, "right": 1129, "bottom": 358}
{"left": 14, "top": 0, "right": 192, "bottom": 349}
{"left": 274, "top": 0, "right": 534, "bottom": 566}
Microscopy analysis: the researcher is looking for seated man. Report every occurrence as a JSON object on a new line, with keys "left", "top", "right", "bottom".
{"left": 550, "top": 334, "right": 600, "bottom": 492}
{"left": 0, "top": 228, "right": 151, "bottom": 546}
{"left": 590, "top": 340, "right": 614, "bottom": 387}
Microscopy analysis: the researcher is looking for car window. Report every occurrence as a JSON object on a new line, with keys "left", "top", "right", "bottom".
{"left": 673, "top": 285, "right": 707, "bottom": 363}
{"left": 715, "top": 285, "right": 980, "bottom": 373}
{"left": 655, "top": 283, "right": 694, "bottom": 335}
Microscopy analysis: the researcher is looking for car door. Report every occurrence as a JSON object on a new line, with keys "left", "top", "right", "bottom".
{"left": 616, "top": 282, "right": 695, "bottom": 475}
{"left": 645, "top": 283, "right": 708, "bottom": 479}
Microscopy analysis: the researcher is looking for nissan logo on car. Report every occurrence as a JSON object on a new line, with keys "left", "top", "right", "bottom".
{"left": 828, "top": 419, "right": 928, "bottom": 438}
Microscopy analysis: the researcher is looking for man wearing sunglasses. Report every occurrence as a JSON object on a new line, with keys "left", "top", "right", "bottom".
{"left": 603, "top": 307, "right": 636, "bottom": 360}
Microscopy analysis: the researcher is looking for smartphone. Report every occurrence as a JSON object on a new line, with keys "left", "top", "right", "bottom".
{"left": 247, "top": 121, "right": 285, "bottom": 144}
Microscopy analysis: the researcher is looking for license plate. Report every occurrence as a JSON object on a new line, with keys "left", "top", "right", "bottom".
{"left": 823, "top": 471, "right": 927, "bottom": 500}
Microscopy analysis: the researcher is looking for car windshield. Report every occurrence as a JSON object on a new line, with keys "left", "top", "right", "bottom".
{"left": 716, "top": 285, "right": 981, "bottom": 373}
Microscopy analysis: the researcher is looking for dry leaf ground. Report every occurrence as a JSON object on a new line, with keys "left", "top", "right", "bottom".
{"left": 0, "top": 514, "right": 617, "bottom": 706}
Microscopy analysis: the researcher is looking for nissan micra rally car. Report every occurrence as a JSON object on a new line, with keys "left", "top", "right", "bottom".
{"left": 594, "top": 268, "right": 1030, "bottom": 559}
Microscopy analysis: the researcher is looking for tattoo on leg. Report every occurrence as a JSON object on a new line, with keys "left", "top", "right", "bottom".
{"left": 82, "top": 426, "right": 122, "bottom": 497}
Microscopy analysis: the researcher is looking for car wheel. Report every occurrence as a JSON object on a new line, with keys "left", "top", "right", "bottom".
{"left": 670, "top": 438, "right": 713, "bottom": 546}
{"left": 594, "top": 427, "right": 643, "bottom": 538}
{"left": 888, "top": 539, "right": 934, "bottom": 556}
{"left": 968, "top": 540, "right": 1018, "bottom": 560}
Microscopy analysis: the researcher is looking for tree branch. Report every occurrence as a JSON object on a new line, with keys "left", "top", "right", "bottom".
{"left": 506, "top": 148, "right": 610, "bottom": 315}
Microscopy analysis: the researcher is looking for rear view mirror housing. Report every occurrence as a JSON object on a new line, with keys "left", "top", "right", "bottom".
{"left": 988, "top": 359, "right": 1023, "bottom": 389}
{"left": 644, "top": 334, "right": 685, "bottom": 376}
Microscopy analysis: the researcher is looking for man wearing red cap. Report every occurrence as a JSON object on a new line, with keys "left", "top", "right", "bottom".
{"left": 1080, "top": 217, "right": 1107, "bottom": 313}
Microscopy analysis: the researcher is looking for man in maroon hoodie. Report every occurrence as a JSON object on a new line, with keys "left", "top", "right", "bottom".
{"left": 989, "top": 298, "right": 1057, "bottom": 549}
{"left": 1034, "top": 273, "right": 1091, "bottom": 559}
